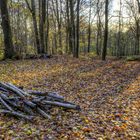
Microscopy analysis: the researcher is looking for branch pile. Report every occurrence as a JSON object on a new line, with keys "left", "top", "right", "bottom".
{"left": 0, "top": 82, "right": 80, "bottom": 121}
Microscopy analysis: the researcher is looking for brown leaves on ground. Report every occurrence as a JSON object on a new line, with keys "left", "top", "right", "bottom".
{"left": 0, "top": 55, "right": 140, "bottom": 140}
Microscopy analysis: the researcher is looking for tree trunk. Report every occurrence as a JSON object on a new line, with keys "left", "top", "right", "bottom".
{"left": 31, "top": 0, "right": 41, "bottom": 54}
{"left": 102, "top": 0, "right": 109, "bottom": 60}
{"left": 45, "top": 0, "right": 49, "bottom": 54}
{"left": 0, "top": 0, "right": 15, "bottom": 59}
{"left": 69, "top": 0, "right": 76, "bottom": 57}
{"left": 96, "top": 0, "right": 101, "bottom": 56}
{"left": 117, "top": 0, "right": 122, "bottom": 57}
{"left": 137, "top": 0, "right": 140, "bottom": 13}
{"left": 39, "top": 0, "right": 46, "bottom": 54}
{"left": 87, "top": 0, "right": 91, "bottom": 53}
{"left": 135, "top": 20, "right": 140, "bottom": 55}
{"left": 25, "top": 0, "right": 41, "bottom": 54}
{"left": 76, "top": 0, "right": 80, "bottom": 58}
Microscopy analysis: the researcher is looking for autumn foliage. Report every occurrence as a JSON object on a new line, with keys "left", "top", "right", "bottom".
{"left": 0, "top": 56, "right": 140, "bottom": 139}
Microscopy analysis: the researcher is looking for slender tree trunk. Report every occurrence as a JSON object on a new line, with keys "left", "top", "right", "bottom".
{"left": 69, "top": 0, "right": 76, "bottom": 57}
{"left": 96, "top": 0, "right": 101, "bottom": 56}
{"left": 102, "top": 0, "right": 109, "bottom": 60}
{"left": 45, "top": 0, "right": 49, "bottom": 54}
{"left": 136, "top": 20, "right": 140, "bottom": 55}
{"left": 66, "top": 0, "right": 73, "bottom": 54}
{"left": 31, "top": 0, "right": 40, "bottom": 54}
{"left": 39, "top": 0, "right": 46, "bottom": 54}
{"left": 66, "top": 0, "right": 70, "bottom": 53}
{"left": 96, "top": 18, "right": 101, "bottom": 56}
{"left": 76, "top": 0, "right": 80, "bottom": 58}
{"left": 24, "top": 17, "right": 28, "bottom": 54}
{"left": 137, "top": 0, "right": 140, "bottom": 13}
{"left": 59, "top": 1, "right": 62, "bottom": 53}
{"left": 0, "top": 0, "right": 15, "bottom": 59}
{"left": 117, "top": 0, "right": 122, "bottom": 57}
{"left": 87, "top": 0, "right": 91, "bottom": 53}
{"left": 25, "top": 0, "right": 41, "bottom": 54}
{"left": 67, "top": 0, "right": 73, "bottom": 54}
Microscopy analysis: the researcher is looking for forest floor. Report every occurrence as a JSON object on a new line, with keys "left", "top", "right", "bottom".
{"left": 0, "top": 55, "right": 140, "bottom": 140}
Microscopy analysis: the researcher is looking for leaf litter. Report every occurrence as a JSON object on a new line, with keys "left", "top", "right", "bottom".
{"left": 0, "top": 55, "right": 139, "bottom": 139}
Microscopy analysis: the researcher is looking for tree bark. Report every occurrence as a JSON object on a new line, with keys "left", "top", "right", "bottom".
{"left": 87, "top": 0, "right": 92, "bottom": 53}
{"left": 31, "top": 0, "right": 41, "bottom": 53}
{"left": 0, "top": 0, "right": 15, "bottom": 59}
{"left": 136, "top": 0, "right": 140, "bottom": 13}
{"left": 102, "top": 0, "right": 109, "bottom": 60}
{"left": 39, "top": 0, "right": 46, "bottom": 54}
{"left": 25, "top": 0, "right": 41, "bottom": 54}
{"left": 69, "top": 0, "right": 76, "bottom": 57}
{"left": 75, "top": 0, "right": 80, "bottom": 58}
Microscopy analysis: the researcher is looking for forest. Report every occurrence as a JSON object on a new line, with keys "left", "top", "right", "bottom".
{"left": 0, "top": 0, "right": 140, "bottom": 139}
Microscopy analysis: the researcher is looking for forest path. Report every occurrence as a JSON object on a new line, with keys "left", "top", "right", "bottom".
{"left": 0, "top": 56, "right": 139, "bottom": 139}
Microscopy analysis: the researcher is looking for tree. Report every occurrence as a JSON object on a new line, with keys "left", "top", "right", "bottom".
{"left": 117, "top": 0, "right": 122, "bottom": 57}
{"left": 25, "top": 0, "right": 41, "bottom": 54}
{"left": 0, "top": 0, "right": 15, "bottom": 59}
{"left": 87, "top": 0, "right": 92, "bottom": 53}
{"left": 54, "top": 0, "right": 63, "bottom": 53}
{"left": 126, "top": 0, "right": 140, "bottom": 55}
{"left": 39, "top": 0, "right": 46, "bottom": 53}
{"left": 136, "top": 0, "right": 140, "bottom": 13}
{"left": 69, "top": 0, "right": 76, "bottom": 57}
{"left": 45, "top": 0, "right": 49, "bottom": 53}
{"left": 75, "top": 0, "right": 80, "bottom": 58}
{"left": 102, "top": 0, "right": 109, "bottom": 60}
{"left": 96, "top": 0, "right": 103, "bottom": 56}
{"left": 0, "top": 0, "right": 139, "bottom": 59}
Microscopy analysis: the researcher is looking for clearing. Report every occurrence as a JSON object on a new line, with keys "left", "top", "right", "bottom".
{"left": 0, "top": 56, "right": 140, "bottom": 139}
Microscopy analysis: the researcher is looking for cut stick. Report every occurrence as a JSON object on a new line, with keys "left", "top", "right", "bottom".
{"left": 0, "top": 93, "right": 20, "bottom": 107}
{"left": 27, "top": 90, "right": 64, "bottom": 100}
{"left": 0, "top": 93, "right": 34, "bottom": 115}
{"left": 0, "top": 83, "right": 37, "bottom": 108}
{"left": 0, "top": 97, "right": 14, "bottom": 111}
{"left": 36, "top": 107, "right": 51, "bottom": 119}
{"left": 0, "top": 82, "right": 81, "bottom": 120}
{"left": 0, "top": 82, "right": 25, "bottom": 98}
{"left": 7, "top": 83, "right": 30, "bottom": 96}
{"left": 0, "top": 109, "right": 34, "bottom": 121}
{"left": 23, "top": 100, "right": 36, "bottom": 108}
{"left": 23, "top": 104, "right": 35, "bottom": 115}
{"left": 32, "top": 97, "right": 46, "bottom": 103}
{"left": 43, "top": 101, "right": 81, "bottom": 110}
{"left": 0, "top": 87, "right": 8, "bottom": 92}
{"left": 48, "top": 92, "right": 64, "bottom": 100}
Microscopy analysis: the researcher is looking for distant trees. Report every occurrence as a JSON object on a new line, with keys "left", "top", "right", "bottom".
{"left": 0, "top": 0, "right": 15, "bottom": 59}
{"left": 69, "top": 0, "right": 81, "bottom": 58}
{"left": 25, "top": 0, "right": 40, "bottom": 54}
{"left": 0, "top": 0, "right": 139, "bottom": 60}
{"left": 25, "top": 0, "right": 48, "bottom": 54}
{"left": 125, "top": 0, "right": 140, "bottom": 55}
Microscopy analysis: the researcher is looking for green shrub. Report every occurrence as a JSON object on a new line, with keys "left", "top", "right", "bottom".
{"left": 126, "top": 56, "right": 140, "bottom": 61}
